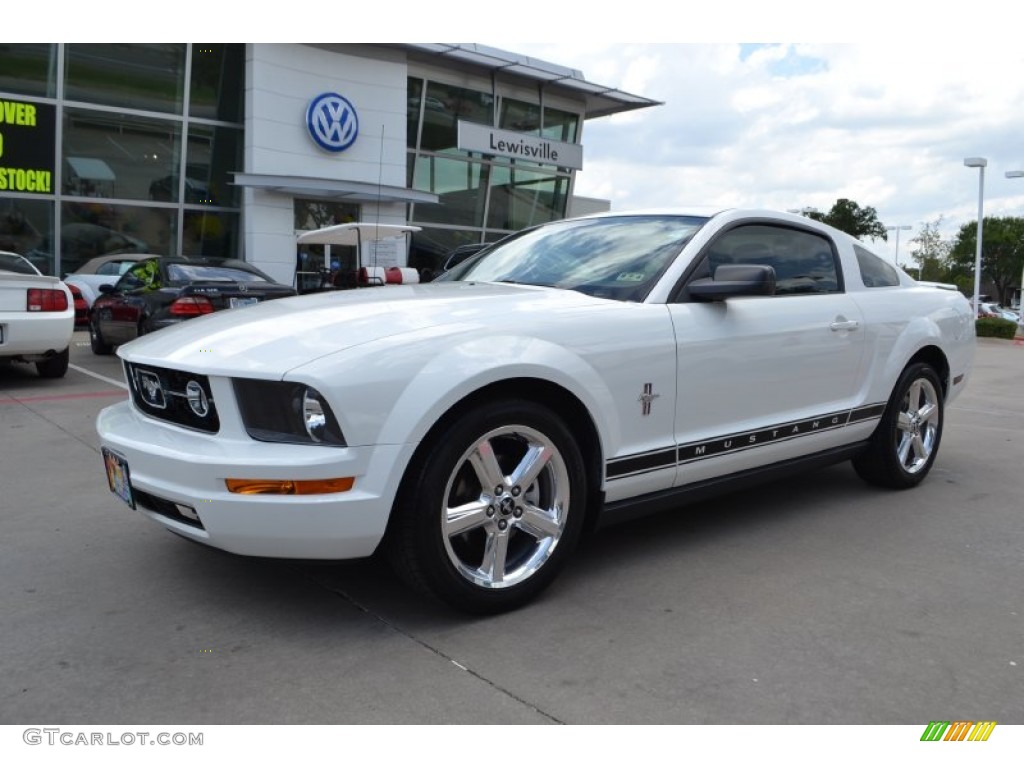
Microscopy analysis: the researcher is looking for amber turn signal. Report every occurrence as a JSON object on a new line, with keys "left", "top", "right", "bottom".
{"left": 225, "top": 477, "right": 355, "bottom": 495}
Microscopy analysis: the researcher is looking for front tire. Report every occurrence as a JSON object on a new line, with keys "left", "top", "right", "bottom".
{"left": 387, "top": 399, "right": 587, "bottom": 614}
{"left": 853, "top": 363, "right": 944, "bottom": 489}
{"left": 89, "top": 316, "right": 113, "bottom": 355}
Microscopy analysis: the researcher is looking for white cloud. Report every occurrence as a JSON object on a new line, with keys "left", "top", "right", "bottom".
{"left": 490, "top": 41, "right": 1024, "bottom": 262}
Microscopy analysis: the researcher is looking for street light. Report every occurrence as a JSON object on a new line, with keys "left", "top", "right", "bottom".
{"left": 1006, "top": 169, "right": 1024, "bottom": 324}
{"left": 964, "top": 157, "right": 987, "bottom": 315}
{"left": 886, "top": 224, "right": 912, "bottom": 270}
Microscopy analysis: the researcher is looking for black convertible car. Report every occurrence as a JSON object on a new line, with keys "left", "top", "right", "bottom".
{"left": 89, "top": 256, "right": 296, "bottom": 354}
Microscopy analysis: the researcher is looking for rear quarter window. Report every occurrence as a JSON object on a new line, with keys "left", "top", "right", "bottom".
{"left": 854, "top": 245, "right": 901, "bottom": 287}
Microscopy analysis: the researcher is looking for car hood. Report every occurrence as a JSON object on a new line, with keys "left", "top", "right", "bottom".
{"left": 117, "top": 282, "right": 610, "bottom": 377}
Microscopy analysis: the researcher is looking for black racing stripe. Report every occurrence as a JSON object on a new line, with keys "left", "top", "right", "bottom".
{"left": 606, "top": 448, "right": 677, "bottom": 479}
{"left": 606, "top": 404, "right": 888, "bottom": 478}
{"left": 849, "top": 403, "right": 886, "bottom": 422}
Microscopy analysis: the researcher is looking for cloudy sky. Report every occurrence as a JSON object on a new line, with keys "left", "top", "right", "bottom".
{"left": 483, "top": 40, "right": 1024, "bottom": 267}
{"left": 33, "top": 2, "right": 1024, "bottom": 269}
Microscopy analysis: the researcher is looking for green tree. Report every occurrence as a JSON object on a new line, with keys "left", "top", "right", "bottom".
{"left": 803, "top": 199, "right": 888, "bottom": 241}
{"left": 907, "top": 217, "right": 952, "bottom": 283}
{"left": 948, "top": 216, "right": 1024, "bottom": 306}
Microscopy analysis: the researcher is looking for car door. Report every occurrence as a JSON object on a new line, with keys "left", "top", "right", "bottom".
{"left": 667, "top": 222, "right": 869, "bottom": 486}
{"left": 95, "top": 262, "right": 157, "bottom": 343}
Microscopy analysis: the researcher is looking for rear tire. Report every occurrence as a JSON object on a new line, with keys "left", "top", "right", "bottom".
{"left": 36, "top": 347, "right": 69, "bottom": 379}
{"left": 387, "top": 399, "right": 587, "bottom": 614}
{"left": 853, "top": 363, "right": 944, "bottom": 489}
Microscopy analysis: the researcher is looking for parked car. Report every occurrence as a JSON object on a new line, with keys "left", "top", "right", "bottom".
{"left": 96, "top": 209, "right": 975, "bottom": 614}
{"left": 67, "top": 283, "right": 89, "bottom": 327}
{"left": 978, "top": 301, "right": 1019, "bottom": 323}
{"left": 88, "top": 256, "right": 297, "bottom": 354}
{"left": 63, "top": 253, "right": 147, "bottom": 310}
{"left": 0, "top": 250, "right": 74, "bottom": 378}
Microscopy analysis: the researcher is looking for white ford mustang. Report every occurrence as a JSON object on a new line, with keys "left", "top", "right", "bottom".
{"left": 96, "top": 210, "right": 975, "bottom": 613}
{"left": 0, "top": 250, "right": 75, "bottom": 378}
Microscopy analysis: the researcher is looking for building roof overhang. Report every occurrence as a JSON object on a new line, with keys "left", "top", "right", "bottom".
{"left": 232, "top": 173, "right": 439, "bottom": 205}
{"left": 392, "top": 43, "right": 663, "bottom": 119}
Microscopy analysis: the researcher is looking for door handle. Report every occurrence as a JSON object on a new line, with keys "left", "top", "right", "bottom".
{"left": 829, "top": 319, "right": 860, "bottom": 332}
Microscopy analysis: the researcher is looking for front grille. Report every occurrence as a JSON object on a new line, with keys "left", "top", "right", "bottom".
{"left": 134, "top": 489, "right": 205, "bottom": 530}
{"left": 124, "top": 362, "right": 220, "bottom": 433}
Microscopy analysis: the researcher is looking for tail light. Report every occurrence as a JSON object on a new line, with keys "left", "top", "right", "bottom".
{"left": 169, "top": 296, "right": 215, "bottom": 317}
{"left": 27, "top": 288, "right": 69, "bottom": 312}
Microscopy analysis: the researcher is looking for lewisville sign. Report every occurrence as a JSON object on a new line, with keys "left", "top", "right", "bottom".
{"left": 458, "top": 121, "right": 583, "bottom": 170}
{"left": 0, "top": 99, "right": 56, "bottom": 194}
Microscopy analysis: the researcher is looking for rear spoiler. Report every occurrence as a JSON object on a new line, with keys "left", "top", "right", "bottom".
{"left": 916, "top": 280, "right": 959, "bottom": 291}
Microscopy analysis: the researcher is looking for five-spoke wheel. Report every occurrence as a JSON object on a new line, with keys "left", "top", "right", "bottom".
{"left": 853, "top": 363, "right": 944, "bottom": 489}
{"left": 388, "top": 399, "right": 587, "bottom": 614}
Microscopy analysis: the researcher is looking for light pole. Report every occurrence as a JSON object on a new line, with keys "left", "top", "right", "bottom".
{"left": 1006, "top": 169, "right": 1024, "bottom": 326}
{"left": 886, "top": 224, "right": 912, "bottom": 271}
{"left": 964, "top": 157, "right": 987, "bottom": 315}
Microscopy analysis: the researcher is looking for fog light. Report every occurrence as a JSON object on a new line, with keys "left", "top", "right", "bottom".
{"left": 225, "top": 477, "right": 355, "bottom": 495}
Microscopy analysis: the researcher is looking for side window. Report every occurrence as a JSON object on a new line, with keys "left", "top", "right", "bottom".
{"left": 117, "top": 262, "right": 160, "bottom": 292}
{"left": 704, "top": 224, "right": 840, "bottom": 295}
{"left": 854, "top": 245, "right": 900, "bottom": 287}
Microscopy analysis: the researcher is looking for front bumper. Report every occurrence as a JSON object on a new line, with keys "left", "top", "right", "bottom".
{"left": 96, "top": 399, "right": 412, "bottom": 559}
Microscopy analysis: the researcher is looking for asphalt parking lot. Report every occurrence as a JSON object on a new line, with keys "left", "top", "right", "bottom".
{"left": 1, "top": 331, "right": 1022, "bottom": 725}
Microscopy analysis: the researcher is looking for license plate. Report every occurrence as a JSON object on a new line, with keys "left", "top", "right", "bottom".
{"left": 102, "top": 447, "right": 136, "bottom": 509}
{"left": 229, "top": 297, "right": 259, "bottom": 308}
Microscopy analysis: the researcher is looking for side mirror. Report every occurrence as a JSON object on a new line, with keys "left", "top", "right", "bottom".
{"left": 98, "top": 283, "right": 116, "bottom": 294}
{"left": 689, "top": 264, "right": 776, "bottom": 301}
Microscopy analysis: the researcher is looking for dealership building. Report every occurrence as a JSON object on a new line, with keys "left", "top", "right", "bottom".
{"left": 0, "top": 44, "right": 658, "bottom": 286}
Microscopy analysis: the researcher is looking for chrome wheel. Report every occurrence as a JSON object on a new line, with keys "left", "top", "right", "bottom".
{"left": 441, "top": 424, "right": 570, "bottom": 589}
{"left": 895, "top": 376, "right": 940, "bottom": 475}
{"left": 853, "top": 362, "right": 944, "bottom": 489}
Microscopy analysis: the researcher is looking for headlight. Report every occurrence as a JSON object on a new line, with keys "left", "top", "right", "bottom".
{"left": 302, "top": 388, "right": 328, "bottom": 442}
{"left": 233, "top": 379, "right": 346, "bottom": 446}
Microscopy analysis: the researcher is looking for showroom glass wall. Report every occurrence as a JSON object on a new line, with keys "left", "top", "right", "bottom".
{"left": 0, "top": 43, "right": 243, "bottom": 276}
{"left": 405, "top": 75, "right": 580, "bottom": 276}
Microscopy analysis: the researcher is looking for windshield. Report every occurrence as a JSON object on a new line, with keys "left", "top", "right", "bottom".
{"left": 439, "top": 215, "right": 707, "bottom": 301}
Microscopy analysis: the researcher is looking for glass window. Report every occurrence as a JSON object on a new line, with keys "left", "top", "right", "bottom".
{"left": 543, "top": 106, "right": 579, "bottom": 143}
{"left": 0, "top": 197, "right": 54, "bottom": 274}
{"left": 189, "top": 44, "right": 244, "bottom": 122}
{"left": 412, "top": 156, "right": 487, "bottom": 228}
{"left": 487, "top": 165, "right": 568, "bottom": 231}
{"left": 95, "top": 259, "right": 138, "bottom": 276}
{"left": 65, "top": 44, "right": 187, "bottom": 114}
{"left": 854, "top": 244, "right": 901, "bottom": 287}
{"left": 419, "top": 82, "right": 493, "bottom": 154}
{"left": 500, "top": 98, "right": 540, "bottom": 134}
{"left": 183, "top": 123, "right": 243, "bottom": 207}
{"left": 704, "top": 225, "right": 840, "bottom": 295}
{"left": 63, "top": 107, "right": 181, "bottom": 203}
{"left": 444, "top": 215, "right": 706, "bottom": 302}
{"left": 408, "top": 227, "right": 485, "bottom": 278}
{"left": 0, "top": 44, "right": 56, "bottom": 98}
{"left": 406, "top": 78, "right": 423, "bottom": 150}
{"left": 182, "top": 211, "right": 238, "bottom": 258}
{"left": 60, "top": 201, "right": 173, "bottom": 275}
{"left": 167, "top": 263, "right": 267, "bottom": 283}
{"left": 293, "top": 199, "right": 359, "bottom": 231}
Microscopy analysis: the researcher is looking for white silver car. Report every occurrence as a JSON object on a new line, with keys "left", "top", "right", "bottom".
{"left": 0, "top": 251, "right": 75, "bottom": 378}
{"left": 96, "top": 210, "right": 976, "bottom": 613}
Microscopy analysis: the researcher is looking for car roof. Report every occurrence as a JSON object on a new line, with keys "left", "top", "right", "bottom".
{"left": 72, "top": 253, "right": 148, "bottom": 273}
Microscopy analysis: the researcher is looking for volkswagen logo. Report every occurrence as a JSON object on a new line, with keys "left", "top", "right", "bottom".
{"left": 185, "top": 380, "right": 210, "bottom": 418}
{"left": 136, "top": 370, "right": 166, "bottom": 409}
{"left": 306, "top": 92, "right": 359, "bottom": 153}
